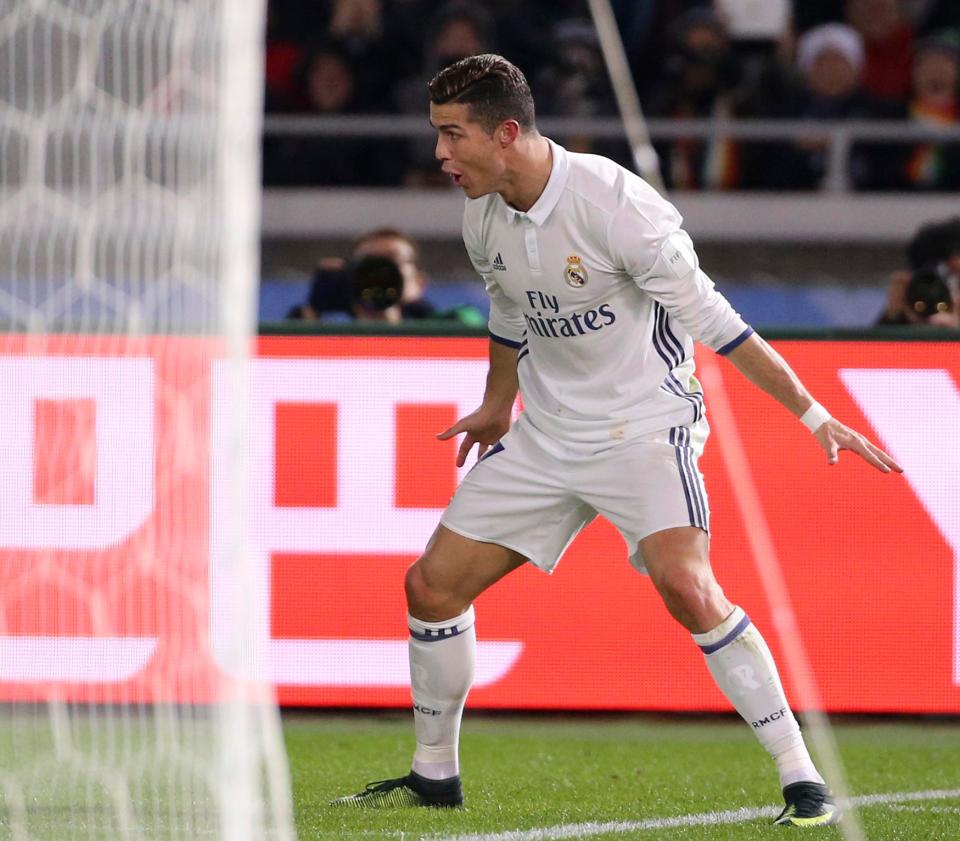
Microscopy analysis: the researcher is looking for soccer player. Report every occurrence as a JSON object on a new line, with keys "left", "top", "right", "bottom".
{"left": 333, "top": 54, "right": 903, "bottom": 826}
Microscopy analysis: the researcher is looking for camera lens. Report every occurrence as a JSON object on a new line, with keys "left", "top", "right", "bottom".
{"left": 349, "top": 256, "right": 404, "bottom": 312}
{"left": 906, "top": 267, "right": 952, "bottom": 317}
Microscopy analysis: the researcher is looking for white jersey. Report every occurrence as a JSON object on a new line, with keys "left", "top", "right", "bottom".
{"left": 463, "top": 138, "right": 752, "bottom": 451}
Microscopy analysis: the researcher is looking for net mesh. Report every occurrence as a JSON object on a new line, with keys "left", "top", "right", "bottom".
{"left": 0, "top": 1, "right": 294, "bottom": 839}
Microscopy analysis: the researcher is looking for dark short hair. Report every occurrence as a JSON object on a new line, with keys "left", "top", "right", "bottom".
{"left": 351, "top": 228, "right": 420, "bottom": 263}
{"left": 907, "top": 217, "right": 960, "bottom": 270}
{"left": 428, "top": 54, "right": 535, "bottom": 134}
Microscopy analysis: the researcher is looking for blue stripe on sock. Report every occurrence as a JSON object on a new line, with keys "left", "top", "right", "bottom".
{"left": 698, "top": 613, "right": 752, "bottom": 655}
{"left": 409, "top": 625, "right": 462, "bottom": 643}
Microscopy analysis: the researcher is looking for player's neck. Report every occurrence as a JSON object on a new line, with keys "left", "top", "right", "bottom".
{"left": 499, "top": 135, "right": 552, "bottom": 214}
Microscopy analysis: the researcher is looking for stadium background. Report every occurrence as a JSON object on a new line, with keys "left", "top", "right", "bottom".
{"left": 258, "top": 0, "right": 960, "bottom": 329}
{"left": 3, "top": 0, "right": 959, "bottom": 716}
{"left": 0, "top": 2, "right": 958, "bottom": 838}
{"left": 246, "top": 0, "right": 960, "bottom": 715}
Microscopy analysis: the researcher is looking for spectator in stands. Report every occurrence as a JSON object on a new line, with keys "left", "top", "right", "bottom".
{"left": 495, "top": 0, "right": 585, "bottom": 89}
{"left": 534, "top": 18, "right": 630, "bottom": 163}
{"left": 647, "top": 8, "right": 746, "bottom": 189}
{"left": 288, "top": 229, "right": 483, "bottom": 324}
{"left": 857, "top": 30, "right": 960, "bottom": 189}
{"left": 877, "top": 216, "right": 960, "bottom": 326}
{"left": 765, "top": 23, "right": 876, "bottom": 189}
{"left": 394, "top": 1, "right": 495, "bottom": 187}
{"left": 262, "top": 41, "right": 403, "bottom": 186}
{"left": 721, "top": 3, "right": 808, "bottom": 189}
{"left": 846, "top": 0, "right": 915, "bottom": 103}
{"left": 261, "top": 1, "right": 954, "bottom": 192}
{"left": 264, "top": 3, "right": 305, "bottom": 113}
{"left": 325, "top": 0, "right": 408, "bottom": 95}
{"left": 298, "top": 42, "right": 366, "bottom": 115}
{"left": 796, "top": 24, "right": 869, "bottom": 115}
{"left": 714, "top": 0, "right": 793, "bottom": 93}
{"left": 901, "top": 31, "right": 960, "bottom": 188}
{"left": 265, "top": 0, "right": 392, "bottom": 110}
{"left": 326, "top": 0, "right": 383, "bottom": 44}
{"left": 536, "top": 19, "right": 616, "bottom": 120}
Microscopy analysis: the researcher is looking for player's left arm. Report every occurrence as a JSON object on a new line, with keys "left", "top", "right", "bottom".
{"left": 619, "top": 218, "right": 902, "bottom": 475}
{"left": 725, "top": 333, "right": 903, "bottom": 473}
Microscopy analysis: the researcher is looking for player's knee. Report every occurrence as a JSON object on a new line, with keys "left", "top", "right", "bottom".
{"left": 404, "top": 562, "right": 430, "bottom": 613}
{"left": 655, "top": 564, "right": 723, "bottom": 624}
{"left": 404, "top": 560, "right": 456, "bottom": 620}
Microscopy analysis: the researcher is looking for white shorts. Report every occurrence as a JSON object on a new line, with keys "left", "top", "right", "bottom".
{"left": 440, "top": 413, "right": 710, "bottom": 574}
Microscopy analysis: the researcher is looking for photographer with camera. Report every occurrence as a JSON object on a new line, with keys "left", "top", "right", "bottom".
{"left": 288, "top": 228, "right": 484, "bottom": 324}
{"left": 877, "top": 216, "right": 960, "bottom": 327}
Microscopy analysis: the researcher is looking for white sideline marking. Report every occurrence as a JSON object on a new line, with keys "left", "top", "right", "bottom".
{"left": 431, "top": 789, "right": 960, "bottom": 841}
{"left": 890, "top": 805, "right": 960, "bottom": 815}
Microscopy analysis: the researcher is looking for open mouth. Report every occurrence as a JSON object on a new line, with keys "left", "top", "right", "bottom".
{"left": 444, "top": 167, "right": 465, "bottom": 187}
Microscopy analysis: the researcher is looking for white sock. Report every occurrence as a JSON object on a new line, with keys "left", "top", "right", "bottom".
{"left": 408, "top": 606, "right": 475, "bottom": 781}
{"left": 693, "top": 606, "right": 824, "bottom": 788}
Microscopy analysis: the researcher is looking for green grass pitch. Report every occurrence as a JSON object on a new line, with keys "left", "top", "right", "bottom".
{"left": 287, "top": 712, "right": 960, "bottom": 840}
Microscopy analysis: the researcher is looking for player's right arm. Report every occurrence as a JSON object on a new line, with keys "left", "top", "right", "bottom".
{"left": 437, "top": 338, "right": 519, "bottom": 466}
{"left": 441, "top": 206, "right": 525, "bottom": 466}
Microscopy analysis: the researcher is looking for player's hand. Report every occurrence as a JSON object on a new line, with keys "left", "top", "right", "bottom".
{"left": 813, "top": 418, "right": 903, "bottom": 474}
{"left": 437, "top": 407, "right": 511, "bottom": 467}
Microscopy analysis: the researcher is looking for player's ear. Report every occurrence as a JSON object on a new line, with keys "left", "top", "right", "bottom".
{"left": 498, "top": 120, "right": 521, "bottom": 148}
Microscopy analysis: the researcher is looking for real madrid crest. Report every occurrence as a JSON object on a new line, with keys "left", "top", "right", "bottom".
{"left": 564, "top": 255, "right": 588, "bottom": 288}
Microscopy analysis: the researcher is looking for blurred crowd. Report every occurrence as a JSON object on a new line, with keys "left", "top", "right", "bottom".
{"left": 263, "top": 0, "right": 960, "bottom": 191}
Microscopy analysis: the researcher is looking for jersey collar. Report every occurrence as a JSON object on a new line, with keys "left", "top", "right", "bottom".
{"left": 503, "top": 138, "right": 568, "bottom": 227}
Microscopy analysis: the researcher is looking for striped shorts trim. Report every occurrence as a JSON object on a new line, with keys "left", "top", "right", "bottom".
{"left": 669, "top": 425, "right": 708, "bottom": 530}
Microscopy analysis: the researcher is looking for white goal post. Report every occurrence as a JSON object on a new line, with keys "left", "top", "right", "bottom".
{"left": 0, "top": 2, "right": 294, "bottom": 839}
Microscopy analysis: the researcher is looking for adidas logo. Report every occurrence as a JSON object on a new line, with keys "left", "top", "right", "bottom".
{"left": 492, "top": 252, "right": 507, "bottom": 271}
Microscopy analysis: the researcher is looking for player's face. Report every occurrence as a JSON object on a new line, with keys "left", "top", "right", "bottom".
{"left": 430, "top": 101, "right": 506, "bottom": 199}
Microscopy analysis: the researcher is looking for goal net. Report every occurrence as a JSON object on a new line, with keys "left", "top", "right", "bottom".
{"left": 0, "top": 2, "right": 294, "bottom": 839}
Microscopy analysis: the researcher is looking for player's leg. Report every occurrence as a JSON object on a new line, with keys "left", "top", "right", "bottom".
{"left": 333, "top": 416, "right": 594, "bottom": 809}
{"left": 332, "top": 528, "right": 526, "bottom": 809}
{"left": 579, "top": 429, "right": 836, "bottom": 826}
{"left": 639, "top": 526, "right": 837, "bottom": 826}
{"left": 635, "top": 526, "right": 730, "bottom": 631}
{"left": 405, "top": 526, "right": 528, "bottom": 784}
